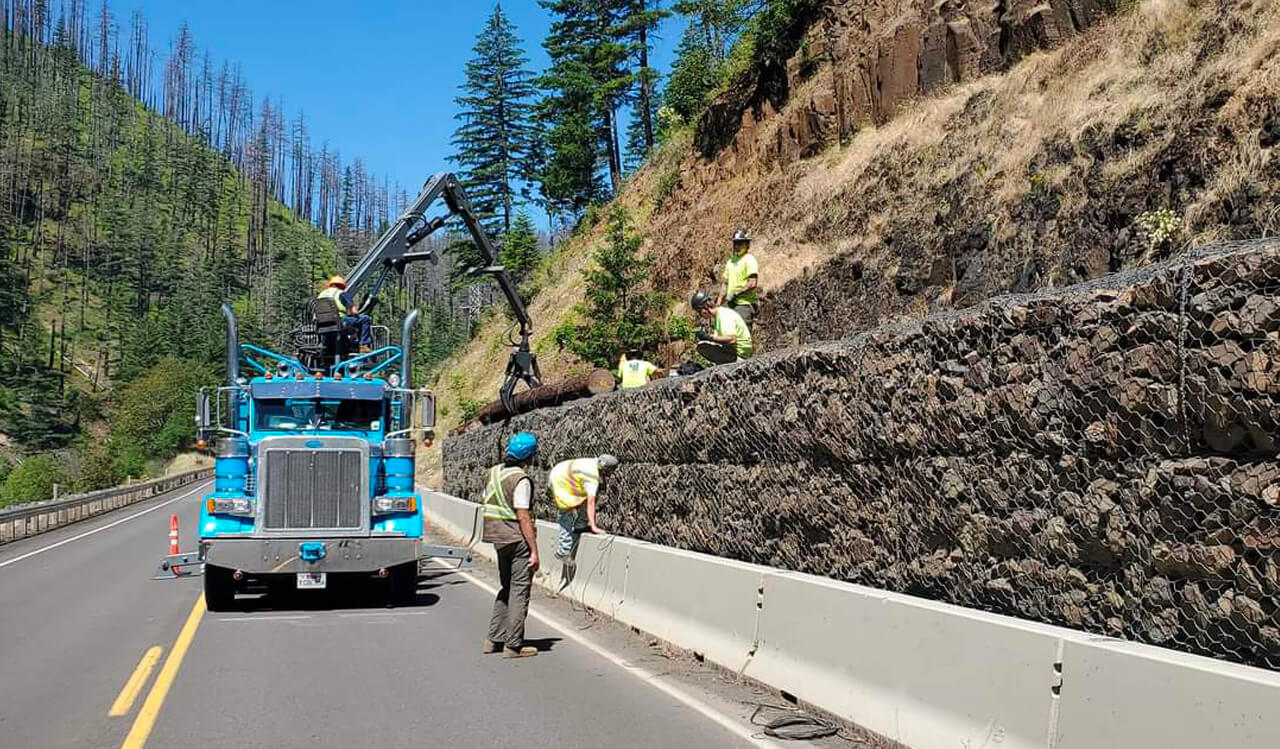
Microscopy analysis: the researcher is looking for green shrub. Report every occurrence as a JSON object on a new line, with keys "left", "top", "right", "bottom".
{"left": 458, "top": 398, "right": 486, "bottom": 422}
{"left": 1136, "top": 208, "right": 1183, "bottom": 251}
{"left": 655, "top": 169, "right": 680, "bottom": 210}
{"left": 108, "top": 356, "right": 217, "bottom": 460}
{"left": 665, "top": 315, "right": 697, "bottom": 343}
{"left": 1, "top": 454, "right": 68, "bottom": 508}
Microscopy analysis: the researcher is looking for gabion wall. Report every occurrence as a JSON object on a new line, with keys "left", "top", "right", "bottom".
{"left": 445, "top": 239, "right": 1280, "bottom": 671}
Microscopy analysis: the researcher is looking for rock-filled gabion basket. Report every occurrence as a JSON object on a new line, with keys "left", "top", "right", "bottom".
{"left": 446, "top": 238, "right": 1280, "bottom": 671}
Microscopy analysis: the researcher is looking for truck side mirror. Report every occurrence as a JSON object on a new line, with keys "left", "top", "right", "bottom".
{"left": 195, "top": 389, "right": 212, "bottom": 447}
{"left": 196, "top": 389, "right": 212, "bottom": 430}
{"left": 416, "top": 390, "right": 436, "bottom": 442}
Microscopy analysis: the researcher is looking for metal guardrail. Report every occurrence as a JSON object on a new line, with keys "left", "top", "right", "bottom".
{"left": 0, "top": 468, "right": 213, "bottom": 546}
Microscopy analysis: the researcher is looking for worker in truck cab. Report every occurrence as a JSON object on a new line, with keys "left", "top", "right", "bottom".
{"left": 481, "top": 431, "right": 541, "bottom": 659}
{"left": 617, "top": 348, "right": 663, "bottom": 389}
{"left": 691, "top": 291, "right": 753, "bottom": 365}
{"left": 317, "top": 275, "right": 374, "bottom": 352}
{"left": 717, "top": 228, "right": 759, "bottom": 328}
{"left": 549, "top": 454, "right": 620, "bottom": 568}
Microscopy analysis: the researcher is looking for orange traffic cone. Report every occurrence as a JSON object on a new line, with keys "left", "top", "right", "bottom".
{"left": 169, "top": 514, "right": 181, "bottom": 574}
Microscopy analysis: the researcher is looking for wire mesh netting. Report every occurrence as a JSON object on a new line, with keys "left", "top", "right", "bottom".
{"left": 445, "top": 238, "right": 1280, "bottom": 671}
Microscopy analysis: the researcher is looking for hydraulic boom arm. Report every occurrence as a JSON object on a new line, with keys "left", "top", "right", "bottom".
{"left": 345, "top": 172, "right": 541, "bottom": 413}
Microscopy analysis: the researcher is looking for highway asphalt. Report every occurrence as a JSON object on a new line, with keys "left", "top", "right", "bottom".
{"left": 0, "top": 482, "right": 800, "bottom": 749}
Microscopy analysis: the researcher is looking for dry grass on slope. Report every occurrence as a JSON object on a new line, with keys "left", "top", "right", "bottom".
{"left": 758, "top": 0, "right": 1280, "bottom": 346}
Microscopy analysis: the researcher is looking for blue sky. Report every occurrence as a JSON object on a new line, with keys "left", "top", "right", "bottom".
{"left": 123, "top": 1, "right": 686, "bottom": 194}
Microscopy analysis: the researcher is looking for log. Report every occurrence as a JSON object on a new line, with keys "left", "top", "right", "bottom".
{"left": 464, "top": 369, "right": 616, "bottom": 430}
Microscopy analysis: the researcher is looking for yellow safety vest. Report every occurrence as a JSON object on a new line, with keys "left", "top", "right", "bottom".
{"left": 549, "top": 458, "right": 600, "bottom": 510}
{"left": 723, "top": 252, "right": 759, "bottom": 306}
{"left": 618, "top": 359, "right": 657, "bottom": 389}
{"left": 482, "top": 465, "right": 526, "bottom": 521}
{"left": 318, "top": 286, "right": 349, "bottom": 314}
{"left": 714, "top": 307, "right": 753, "bottom": 358}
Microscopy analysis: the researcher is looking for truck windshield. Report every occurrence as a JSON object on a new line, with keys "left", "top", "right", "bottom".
{"left": 254, "top": 399, "right": 383, "bottom": 431}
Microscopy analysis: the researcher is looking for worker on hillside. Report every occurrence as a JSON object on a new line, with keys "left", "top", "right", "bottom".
{"left": 549, "top": 454, "right": 620, "bottom": 567}
{"left": 717, "top": 228, "right": 760, "bottom": 328}
{"left": 481, "top": 431, "right": 541, "bottom": 659}
{"left": 691, "top": 291, "right": 753, "bottom": 365}
{"left": 617, "top": 348, "right": 663, "bottom": 390}
{"left": 317, "top": 275, "right": 374, "bottom": 351}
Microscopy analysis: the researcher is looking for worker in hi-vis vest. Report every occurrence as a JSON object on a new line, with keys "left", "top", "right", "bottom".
{"left": 717, "top": 228, "right": 759, "bottom": 328}
{"left": 317, "top": 275, "right": 374, "bottom": 351}
{"left": 548, "top": 455, "right": 620, "bottom": 567}
{"left": 617, "top": 349, "right": 663, "bottom": 389}
{"left": 691, "top": 291, "right": 753, "bottom": 365}
{"left": 481, "top": 431, "right": 540, "bottom": 658}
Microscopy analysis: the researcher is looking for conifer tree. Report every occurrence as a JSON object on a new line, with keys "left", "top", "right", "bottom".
{"left": 620, "top": 0, "right": 668, "bottom": 170}
{"left": 500, "top": 212, "right": 540, "bottom": 284}
{"left": 553, "top": 206, "right": 664, "bottom": 367}
{"left": 451, "top": 4, "right": 539, "bottom": 237}
{"left": 539, "top": 0, "right": 632, "bottom": 207}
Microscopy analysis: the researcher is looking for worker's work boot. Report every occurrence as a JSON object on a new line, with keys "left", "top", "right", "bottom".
{"left": 503, "top": 645, "right": 538, "bottom": 659}
{"left": 481, "top": 640, "right": 502, "bottom": 654}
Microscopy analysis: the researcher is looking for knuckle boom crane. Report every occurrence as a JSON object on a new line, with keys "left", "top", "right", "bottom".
{"left": 343, "top": 172, "right": 542, "bottom": 412}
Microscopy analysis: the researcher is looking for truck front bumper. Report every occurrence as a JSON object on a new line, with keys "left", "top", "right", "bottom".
{"left": 202, "top": 537, "right": 423, "bottom": 575}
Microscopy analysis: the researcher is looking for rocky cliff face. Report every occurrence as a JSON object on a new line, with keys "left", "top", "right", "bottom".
{"left": 698, "top": 0, "right": 1106, "bottom": 170}
{"left": 446, "top": 239, "right": 1280, "bottom": 671}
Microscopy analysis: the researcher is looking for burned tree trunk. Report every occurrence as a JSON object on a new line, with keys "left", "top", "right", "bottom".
{"left": 460, "top": 368, "right": 616, "bottom": 431}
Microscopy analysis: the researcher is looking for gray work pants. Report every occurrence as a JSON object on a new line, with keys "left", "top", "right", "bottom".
{"left": 732, "top": 303, "right": 755, "bottom": 328}
{"left": 488, "top": 541, "right": 533, "bottom": 649}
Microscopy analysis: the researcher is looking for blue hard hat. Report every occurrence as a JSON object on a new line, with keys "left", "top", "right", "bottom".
{"left": 506, "top": 432, "right": 538, "bottom": 461}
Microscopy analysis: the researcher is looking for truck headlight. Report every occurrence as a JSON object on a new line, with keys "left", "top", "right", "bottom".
{"left": 207, "top": 497, "right": 254, "bottom": 517}
{"left": 372, "top": 496, "right": 417, "bottom": 515}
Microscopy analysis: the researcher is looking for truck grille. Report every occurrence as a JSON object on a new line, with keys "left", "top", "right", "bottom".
{"left": 261, "top": 443, "right": 365, "bottom": 531}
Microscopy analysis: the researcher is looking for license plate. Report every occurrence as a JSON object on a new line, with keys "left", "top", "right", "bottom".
{"left": 296, "top": 572, "right": 327, "bottom": 589}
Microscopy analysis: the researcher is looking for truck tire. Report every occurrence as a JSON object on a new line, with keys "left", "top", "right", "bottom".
{"left": 388, "top": 563, "right": 419, "bottom": 606}
{"left": 204, "top": 565, "right": 236, "bottom": 611}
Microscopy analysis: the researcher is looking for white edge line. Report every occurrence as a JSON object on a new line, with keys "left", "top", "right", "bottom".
{"left": 0, "top": 482, "right": 212, "bottom": 569}
{"left": 428, "top": 559, "right": 782, "bottom": 748}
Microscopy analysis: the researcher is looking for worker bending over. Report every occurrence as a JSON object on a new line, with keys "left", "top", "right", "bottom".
{"left": 617, "top": 349, "right": 663, "bottom": 389}
{"left": 481, "top": 432, "right": 541, "bottom": 658}
{"left": 691, "top": 292, "right": 753, "bottom": 365}
{"left": 549, "top": 454, "right": 620, "bottom": 565}
{"left": 318, "top": 275, "right": 374, "bottom": 351}
{"left": 718, "top": 229, "right": 759, "bottom": 328}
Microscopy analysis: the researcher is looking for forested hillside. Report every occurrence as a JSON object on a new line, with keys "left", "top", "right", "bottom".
{"left": 0, "top": 0, "right": 468, "bottom": 504}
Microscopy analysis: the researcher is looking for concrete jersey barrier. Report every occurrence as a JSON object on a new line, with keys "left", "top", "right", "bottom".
{"left": 423, "top": 489, "right": 1280, "bottom": 749}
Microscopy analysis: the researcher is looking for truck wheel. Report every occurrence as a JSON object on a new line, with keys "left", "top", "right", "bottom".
{"left": 204, "top": 565, "right": 236, "bottom": 611}
{"left": 388, "top": 563, "right": 419, "bottom": 606}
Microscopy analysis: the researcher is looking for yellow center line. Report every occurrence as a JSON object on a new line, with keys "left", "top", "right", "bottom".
{"left": 120, "top": 594, "right": 207, "bottom": 749}
{"left": 108, "top": 646, "right": 164, "bottom": 717}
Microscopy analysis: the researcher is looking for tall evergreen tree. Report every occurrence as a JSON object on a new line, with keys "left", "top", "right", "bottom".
{"left": 663, "top": 23, "right": 719, "bottom": 122}
{"left": 671, "top": 0, "right": 751, "bottom": 63}
{"left": 620, "top": 0, "right": 668, "bottom": 170}
{"left": 539, "top": 0, "right": 632, "bottom": 206}
{"left": 451, "top": 4, "right": 539, "bottom": 237}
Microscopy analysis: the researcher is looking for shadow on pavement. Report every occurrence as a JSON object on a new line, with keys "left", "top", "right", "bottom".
{"left": 224, "top": 575, "right": 457, "bottom": 613}
{"left": 522, "top": 637, "right": 563, "bottom": 653}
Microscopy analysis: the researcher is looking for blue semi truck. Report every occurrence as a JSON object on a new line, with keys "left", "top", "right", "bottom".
{"left": 188, "top": 173, "right": 541, "bottom": 611}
